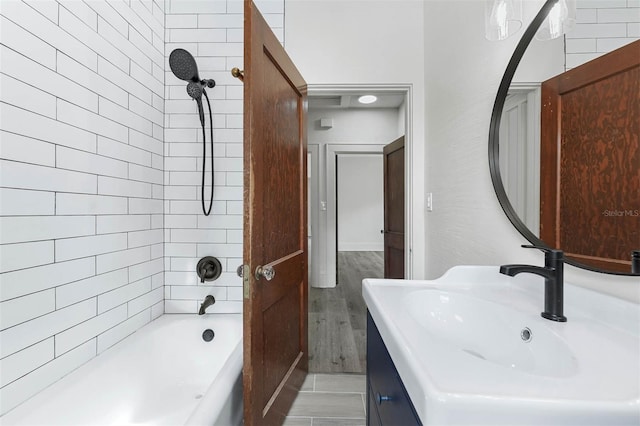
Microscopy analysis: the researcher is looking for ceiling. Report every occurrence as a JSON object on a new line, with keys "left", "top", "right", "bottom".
{"left": 308, "top": 93, "right": 405, "bottom": 110}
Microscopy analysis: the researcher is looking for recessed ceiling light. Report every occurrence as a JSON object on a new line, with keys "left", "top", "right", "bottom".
{"left": 358, "top": 95, "right": 377, "bottom": 104}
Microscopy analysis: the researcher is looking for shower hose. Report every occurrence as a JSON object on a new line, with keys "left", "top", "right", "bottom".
{"left": 201, "top": 90, "right": 214, "bottom": 216}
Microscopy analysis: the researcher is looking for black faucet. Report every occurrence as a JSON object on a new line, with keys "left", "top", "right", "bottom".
{"left": 500, "top": 245, "right": 567, "bottom": 322}
{"left": 632, "top": 250, "right": 640, "bottom": 274}
{"left": 198, "top": 295, "right": 216, "bottom": 315}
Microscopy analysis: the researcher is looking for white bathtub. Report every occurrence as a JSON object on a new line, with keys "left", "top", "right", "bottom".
{"left": 0, "top": 314, "right": 243, "bottom": 426}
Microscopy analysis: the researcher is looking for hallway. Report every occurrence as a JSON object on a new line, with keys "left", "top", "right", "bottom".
{"left": 308, "top": 251, "right": 383, "bottom": 373}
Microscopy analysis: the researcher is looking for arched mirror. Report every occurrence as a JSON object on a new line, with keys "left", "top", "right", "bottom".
{"left": 489, "top": 0, "right": 640, "bottom": 275}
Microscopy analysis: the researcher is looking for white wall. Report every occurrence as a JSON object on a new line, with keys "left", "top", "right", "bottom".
{"left": 424, "top": 0, "right": 640, "bottom": 302}
{"left": 163, "top": 0, "right": 283, "bottom": 313}
{"left": 337, "top": 154, "right": 384, "bottom": 252}
{"left": 309, "top": 108, "right": 402, "bottom": 145}
{"left": 285, "top": 0, "right": 426, "bottom": 280}
{"left": 397, "top": 100, "right": 407, "bottom": 137}
{"left": 0, "top": 0, "right": 165, "bottom": 414}
{"left": 513, "top": 35, "right": 564, "bottom": 83}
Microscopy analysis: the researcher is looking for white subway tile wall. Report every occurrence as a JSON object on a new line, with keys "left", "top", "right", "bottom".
{"left": 566, "top": 0, "right": 640, "bottom": 68}
{"left": 163, "top": 0, "right": 283, "bottom": 314}
{"left": 0, "top": 0, "right": 165, "bottom": 415}
{"left": 0, "top": 0, "right": 283, "bottom": 416}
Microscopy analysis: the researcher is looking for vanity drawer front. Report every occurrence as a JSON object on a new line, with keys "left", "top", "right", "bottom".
{"left": 369, "top": 379, "right": 420, "bottom": 426}
{"left": 367, "top": 312, "right": 422, "bottom": 425}
{"left": 367, "top": 313, "right": 399, "bottom": 394}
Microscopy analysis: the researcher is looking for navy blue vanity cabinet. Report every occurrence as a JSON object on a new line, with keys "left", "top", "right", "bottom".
{"left": 367, "top": 311, "right": 422, "bottom": 426}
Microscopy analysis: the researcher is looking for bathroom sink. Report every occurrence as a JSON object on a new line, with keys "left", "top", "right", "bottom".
{"left": 363, "top": 266, "right": 640, "bottom": 426}
{"left": 404, "top": 290, "right": 578, "bottom": 378}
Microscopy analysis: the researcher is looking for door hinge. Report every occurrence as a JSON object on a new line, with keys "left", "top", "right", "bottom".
{"left": 242, "top": 264, "right": 250, "bottom": 299}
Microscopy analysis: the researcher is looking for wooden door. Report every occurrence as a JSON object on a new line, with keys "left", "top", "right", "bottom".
{"left": 383, "top": 137, "right": 405, "bottom": 279}
{"left": 540, "top": 40, "right": 639, "bottom": 273}
{"left": 242, "top": 2, "right": 308, "bottom": 425}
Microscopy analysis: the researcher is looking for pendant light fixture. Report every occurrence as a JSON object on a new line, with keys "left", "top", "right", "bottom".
{"left": 535, "top": 0, "right": 576, "bottom": 40}
{"left": 484, "top": 0, "right": 523, "bottom": 41}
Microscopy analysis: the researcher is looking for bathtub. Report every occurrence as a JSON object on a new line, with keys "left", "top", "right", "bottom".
{"left": 0, "top": 314, "right": 243, "bottom": 426}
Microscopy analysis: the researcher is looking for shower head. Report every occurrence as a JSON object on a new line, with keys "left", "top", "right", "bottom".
{"left": 169, "top": 48, "right": 200, "bottom": 82}
{"left": 170, "top": 48, "right": 214, "bottom": 141}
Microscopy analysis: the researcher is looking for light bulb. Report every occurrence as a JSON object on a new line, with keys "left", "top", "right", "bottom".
{"left": 485, "top": 0, "right": 522, "bottom": 41}
{"left": 548, "top": 1, "right": 568, "bottom": 40}
{"left": 536, "top": 0, "right": 576, "bottom": 41}
{"left": 358, "top": 95, "right": 377, "bottom": 104}
{"left": 492, "top": 1, "right": 509, "bottom": 39}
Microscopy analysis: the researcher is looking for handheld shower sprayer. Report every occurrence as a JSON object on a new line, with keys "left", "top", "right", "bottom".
{"left": 169, "top": 48, "right": 216, "bottom": 216}
{"left": 186, "top": 81, "right": 205, "bottom": 127}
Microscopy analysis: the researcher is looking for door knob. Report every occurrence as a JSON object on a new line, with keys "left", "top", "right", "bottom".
{"left": 236, "top": 265, "right": 244, "bottom": 278}
{"left": 255, "top": 265, "right": 275, "bottom": 281}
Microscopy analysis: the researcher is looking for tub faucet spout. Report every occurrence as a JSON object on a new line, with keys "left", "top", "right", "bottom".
{"left": 499, "top": 245, "right": 567, "bottom": 322}
{"left": 198, "top": 295, "right": 216, "bottom": 315}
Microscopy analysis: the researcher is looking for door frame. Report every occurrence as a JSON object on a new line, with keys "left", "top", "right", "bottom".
{"left": 308, "top": 144, "right": 320, "bottom": 287}
{"left": 500, "top": 83, "right": 541, "bottom": 235}
{"left": 307, "top": 84, "right": 414, "bottom": 287}
{"left": 327, "top": 145, "right": 385, "bottom": 287}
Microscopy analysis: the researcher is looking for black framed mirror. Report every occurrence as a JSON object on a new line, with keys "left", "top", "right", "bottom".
{"left": 488, "top": 0, "right": 639, "bottom": 276}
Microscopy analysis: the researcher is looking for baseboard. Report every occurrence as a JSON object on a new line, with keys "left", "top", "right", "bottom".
{"left": 337, "top": 243, "right": 384, "bottom": 252}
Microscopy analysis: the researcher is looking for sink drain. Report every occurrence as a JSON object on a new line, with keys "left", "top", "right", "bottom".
{"left": 202, "top": 329, "right": 215, "bottom": 342}
{"left": 520, "top": 327, "right": 532, "bottom": 342}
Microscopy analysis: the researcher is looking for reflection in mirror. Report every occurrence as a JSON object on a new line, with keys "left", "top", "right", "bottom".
{"left": 484, "top": 0, "right": 523, "bottom": 41}
{"left": 539, "top": 41, "right": 639, "bottom": 274}
{"left": 491, "top": 0, "right": 640, "bottom": 275}
{"left": 499, "top": 32, "right": 564, "bottom": 236}
{"left": 534, "top": 0, "right": 576, "bottom": 41}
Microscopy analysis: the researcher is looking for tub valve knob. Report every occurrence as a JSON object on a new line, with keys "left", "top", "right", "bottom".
{"left": 197, "top": 256, "right": 222, "bottom": 283}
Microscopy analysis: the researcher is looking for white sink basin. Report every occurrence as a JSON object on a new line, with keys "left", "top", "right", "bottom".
{"left": 363, "top": 266, "right": 640, "bottom": 426}
{"left": 404, "top": 290, "right": 578, "bottom": 378}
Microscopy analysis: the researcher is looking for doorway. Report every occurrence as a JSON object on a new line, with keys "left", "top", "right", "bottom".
{"left": 337, "top": 153, "right": 385, "bottom": 285}
{"left": 309, "top": 144, "right": 387, "bottom": 373}
{"left": 306, "top": 87, "right": 410, "bottom": 373}
{"left": 307, "top": 86, "right": 413, "bottom": 289}
{"left": 308, "top": 152, "right": 386, "bottom": 373}
{"left": 336, "top": 152, "right": 385, "bottom": 292}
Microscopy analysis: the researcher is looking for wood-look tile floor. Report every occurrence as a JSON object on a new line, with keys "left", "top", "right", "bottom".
{"left": 308, "top": 251, "right": 383, "bottom": 374}
{"left": 284, "top": 373, "right": 367, "bottom": 426}
{"left": 285, "top": 252, "right": 381, "bottom": 424}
